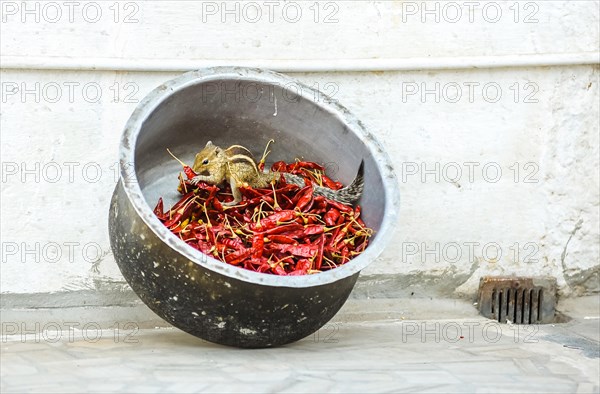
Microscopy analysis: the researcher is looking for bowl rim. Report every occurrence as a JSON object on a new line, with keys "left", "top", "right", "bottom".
{"left": 119, "top": 66, "right": 400, "bottom": 288}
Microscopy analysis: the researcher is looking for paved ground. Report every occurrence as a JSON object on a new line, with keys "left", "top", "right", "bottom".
{"left": 1, "top": 298, "right": 598, "bottom": 393}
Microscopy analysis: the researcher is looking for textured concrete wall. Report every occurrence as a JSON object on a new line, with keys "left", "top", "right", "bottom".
{"left": 1, "top": 1, "right": 598, "bottom": 305}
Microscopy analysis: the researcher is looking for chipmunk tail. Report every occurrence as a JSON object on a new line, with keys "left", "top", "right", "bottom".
{"left": 331, "top": 160, "right": 364, "bottom": 205}
{"left": 283, "top": 160, "right": 365, "bottom": 206}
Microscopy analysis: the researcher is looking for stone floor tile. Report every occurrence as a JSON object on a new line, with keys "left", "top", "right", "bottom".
{"left": 1, "top": 317, "right": 597, "bottom": 393}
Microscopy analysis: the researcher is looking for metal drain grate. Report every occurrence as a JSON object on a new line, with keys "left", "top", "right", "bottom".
{"left": 477, "top": 276, "right": 557, "bottom": 324}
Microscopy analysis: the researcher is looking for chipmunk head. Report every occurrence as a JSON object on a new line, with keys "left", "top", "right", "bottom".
{"left": 192, "top": 141, "right": 227, "bottom": 178}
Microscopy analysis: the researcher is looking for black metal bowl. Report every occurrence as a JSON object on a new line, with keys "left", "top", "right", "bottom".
{"left": 109, "top": 67, "right": 399, "bottom": 348}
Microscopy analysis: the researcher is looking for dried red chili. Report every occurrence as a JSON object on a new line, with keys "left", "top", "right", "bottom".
{"left": 323, "top": 208, "right": 340, "bottom": 226}
{"left": 183, "top": 166, "right": 196, "bottom": 180}
{"left": 154, "top": 157, "right": 373, "bottom": 275}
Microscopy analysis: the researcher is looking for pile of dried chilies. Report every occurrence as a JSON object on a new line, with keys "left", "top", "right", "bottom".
{"left": 153, "top": 160, "right": 373, "bottom": 276}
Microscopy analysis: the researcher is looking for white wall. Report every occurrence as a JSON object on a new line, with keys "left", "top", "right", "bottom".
{"left": 1, "top": 1, "right": 598, "bottom": 300}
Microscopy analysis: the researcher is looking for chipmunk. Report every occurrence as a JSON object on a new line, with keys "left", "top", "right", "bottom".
{"left": 190, "top": 141, "right": 364, "bottom": 206}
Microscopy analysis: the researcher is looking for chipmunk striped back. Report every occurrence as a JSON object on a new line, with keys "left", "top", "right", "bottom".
{"left": 225, "top": 145, "right": 260, "bottom": 175}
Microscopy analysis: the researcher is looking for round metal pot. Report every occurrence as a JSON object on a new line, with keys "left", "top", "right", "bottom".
{"left": 109, "top": 67, "right": 399, "bottom": 348}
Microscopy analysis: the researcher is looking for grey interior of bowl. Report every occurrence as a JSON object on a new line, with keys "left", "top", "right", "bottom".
{"left": 134, "top": 78, "right": 387, "bottom": 241}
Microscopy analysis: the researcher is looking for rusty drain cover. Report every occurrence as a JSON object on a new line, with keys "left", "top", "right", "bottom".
{"left": 477, "top": 276, "right": 557, "bottom": 324}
